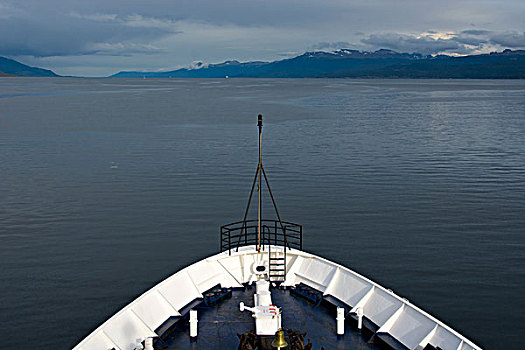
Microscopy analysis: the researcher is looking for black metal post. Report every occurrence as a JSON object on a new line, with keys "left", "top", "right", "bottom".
{"left": 228, "top": 229, "right": 231, "bottom": 256}
{"left": 300, "top": 225, "right": 303, "bottom": 250}
{"left": 274, "top": 221, "right": 277, "bottom": 246}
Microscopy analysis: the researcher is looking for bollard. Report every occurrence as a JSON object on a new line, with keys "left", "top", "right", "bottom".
{"left": 356, "top": 307, "right": 363, "bottom": 331}
{"left": 189, "top": 310, "right": 198, "bottom": 338}
{"left": 336, "top": 307, "right": 345, "bottom": 335}
{"left": 144, "top": 337, "right": 154, "bottom": 350}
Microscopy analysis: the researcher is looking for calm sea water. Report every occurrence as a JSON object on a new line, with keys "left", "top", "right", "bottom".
{"left": 1, "top": 78, "right": 524, "bottom": 349}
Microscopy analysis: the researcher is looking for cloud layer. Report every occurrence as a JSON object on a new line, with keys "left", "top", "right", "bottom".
{"left": 1, "top": 0, "right": 524, "bottom": 76}
{"left": 0, "top": 11, "right": 179, "bottom": 57}
{"left": 360, "top": 30, "right": 525, "bottom": 55}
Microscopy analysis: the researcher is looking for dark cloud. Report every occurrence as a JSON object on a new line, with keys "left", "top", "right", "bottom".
{"left": 461, "top": 29, "right": 492, "bottom": 36}
{"left": 453, "top": 35, "right": 487, "bottom": 46}
{"left": 309, "top": 41, "right": 352, "bottom": 51}
{"left": 0, "top": 10, "right": 179, "bottom": 57}
{"left": 489, "top": 31, "right": 525, "bottom": 48}
{"left": 361, "top": 33, "right": 462, "bottom": 55}
{"left": 0, "top": 0, "right": 358, "bottom": 30}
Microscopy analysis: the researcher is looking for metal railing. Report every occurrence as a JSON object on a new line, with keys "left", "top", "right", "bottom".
{"left": 220, "top": 219, "right": 302, "bottom": 255}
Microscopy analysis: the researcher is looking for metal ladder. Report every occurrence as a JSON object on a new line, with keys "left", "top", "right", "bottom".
{"left": 268, "top": 248, "right": 286, "bottom": 283}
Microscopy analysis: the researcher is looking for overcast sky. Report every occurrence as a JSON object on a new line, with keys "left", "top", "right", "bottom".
{"left": 1, "top": 0, "right": 524, "bottom": 76}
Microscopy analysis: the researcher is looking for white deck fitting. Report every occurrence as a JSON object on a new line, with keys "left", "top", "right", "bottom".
{"left": 73, "top": 246, "right": 482, "bottom": 350}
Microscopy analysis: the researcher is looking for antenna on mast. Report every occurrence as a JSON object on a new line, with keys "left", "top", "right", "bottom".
{"left": 238, "top": 114, "right": 287, "bottom": 254}
{"left": 257, "top": 114, "right": 263, "bottom": 252}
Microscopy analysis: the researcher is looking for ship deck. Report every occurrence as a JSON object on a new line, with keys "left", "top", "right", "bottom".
{"left": 159, "top": 285, "right": 383, "bottom": 350}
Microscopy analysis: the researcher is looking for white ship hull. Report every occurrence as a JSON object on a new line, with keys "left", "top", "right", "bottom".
{"left": 73, "top": 245, "right": 481, "bottom": 350}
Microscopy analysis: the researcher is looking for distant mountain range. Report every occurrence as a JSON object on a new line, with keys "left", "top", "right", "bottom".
{"left": 2, "top": 49, "right": 525, "bottom": 78}
{"left": 112, "top": 49, "right": 525, "bottom": 79}
{"left": 0, "top": 56, "right": 59, "bottom": 77}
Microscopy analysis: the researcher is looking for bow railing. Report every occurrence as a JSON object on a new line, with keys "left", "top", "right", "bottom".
{"left": 220, "top": 219, "right": 302, "bottom": 255}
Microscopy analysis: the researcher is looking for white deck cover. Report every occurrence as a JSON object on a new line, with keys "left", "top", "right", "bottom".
{"left": 73, "top": 246, "right": 482, "bottom": 350}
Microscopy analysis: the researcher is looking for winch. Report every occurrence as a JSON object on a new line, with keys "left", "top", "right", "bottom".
{"left": 239, "top": 280, "right": 282, "bottom": 335}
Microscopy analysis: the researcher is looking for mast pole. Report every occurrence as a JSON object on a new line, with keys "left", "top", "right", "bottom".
{"left": 257, "top": 114, "right": 263, "bottom": 253}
